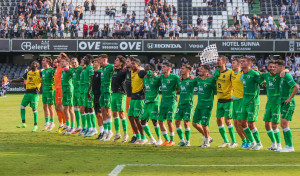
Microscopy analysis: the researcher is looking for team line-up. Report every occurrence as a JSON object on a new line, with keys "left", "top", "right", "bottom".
{"left": 9, "top": 53, "right": 298, "bottom": 153}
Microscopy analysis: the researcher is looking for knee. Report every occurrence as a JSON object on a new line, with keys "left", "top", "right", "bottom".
{"left": 175, "top": 120, "right": 180, "bottom": 126}
{"left": 248, "top": 123, "right": 255, "bottom": 129}
{"left": 225, "top": 119, "right": 231, "bottom": 126}
{"left": 192, "top": 123, "right": 197, "bottom": 128}
{"left": 216, "top": 118, "right": 223, "bottom": 126}
{"left": 272, "top": 123, "right": 278, "bottom": 129}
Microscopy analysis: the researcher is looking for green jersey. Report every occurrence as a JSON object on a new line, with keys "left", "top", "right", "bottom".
{"left": 241, "top": 70, "right": 264, "bottom": 105}
{"left": 160, "top": 73, "right": 180, "bottom": 101}
{"left": 101, "top": 64, "right": 114, "bottom": 93}
{"left": 196, "top": 77, "right": 216, "bottom": 108}
{"left": 144, "top": 75, "right": 160, "bottom": 104}
{"left": 83, "top": 65, "right": 94, "bottom": 93}
{"left": 79, "top": 68, "right": 86, "bottom": 93}
{"left": 260, "top": 73, "right": 281, "bottom": 104}
{"left": 41, "top": 68, "right": 54, "bottom": 91}
{"left": 72, "top": 66, "right": 83, "bottom": 91}
{"left": 178, "top": 77, "right": 197, "bottom": 105}
{"left": 61, "top": 68, "right": 74, "bottom": 87}
{"left": 280, "top": 72, "right": 297, "bottom": 105}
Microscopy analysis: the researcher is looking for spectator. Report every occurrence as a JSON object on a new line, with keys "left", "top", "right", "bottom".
{"left": 187, "top": 24, "right": 192, "bottom": 40}
{"left": 105, "top": 6, "right": 110, "bottom": 15}
{"left": 172, "top": 5, "right": 177, "bottom": 17}
{"left": 115, "top": 11, "right": 122, "bottom": 24}
{"left": 175, "top": 24, "right": 180, "bottom": 40}
{"left": 131, "top": 11, "right": 136, "bottom": 24}
{"left": 296, "top": 11, "right": 300, "bottom": 19}
{"left": 122, "top": 1, "right": 128, "bottom": 16}
{"left": 91, "top": 0, "right": 96, "bottom": 14}
{"left": 24, "top": 66, "right": 29, "bottom": 74}
{"left": 285, "top": 25, "right": 289, "bottom": 39}
{"left": 150, "top": 57, "right": 156, "bottom": 64}
{"left": 84, "top": 0, "right": 90, "bottom": 12}
{"left": 193, "top": 24, "right": 199, "bottom": 39}
{"left": 295, "top": 67, "right": 300, "bottom": 83}
{"left": 196, "top": 16, "right": 202, "bottom": 27}
{"left": 219, "top": 0, "right": 225, "bottom": 8}
{"left": 291, "top": 25, "right": 297, "bottom": 39}
{"left": 89, "top": 23, "right": 94, "bottom": 39}
{"left": 207, "top": 15, "right": 213, "bottom": 30}
{"left": 94, "top": 22, "right": 99, "bottom": 39}
{"left": 295, "top": 54, "right": 300, "bottom": 65}
{"left": 83, "top": 22, "right": 88, "bottom": 39}
{"left": 110, "top": 6, "right": 116, "bottom": 18}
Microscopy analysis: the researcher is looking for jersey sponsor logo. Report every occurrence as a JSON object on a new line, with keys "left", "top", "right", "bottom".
{"left": 247, "top": 75, "right": 250, "bottom": 79}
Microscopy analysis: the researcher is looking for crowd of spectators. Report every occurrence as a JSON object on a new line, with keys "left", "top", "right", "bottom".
{"left": 1, "top": 0, "right": 300, "bottom": 39}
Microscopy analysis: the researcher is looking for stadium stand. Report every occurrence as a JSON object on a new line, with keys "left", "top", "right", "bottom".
{"left": 0, "top": 0, "right": 300, "bottom": 39}
{"left": 0, "top": 63, "right": 28, "bottom": 79}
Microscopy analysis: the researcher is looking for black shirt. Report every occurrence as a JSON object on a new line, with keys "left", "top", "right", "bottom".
{"left": 92, "top": 69, "right": 101, "bottom": 95}
{"left": 125, "top": 70, "right": 132, "bottom": 97}
{"left": 111, "top": 68, "right": 126, "bottom": 94}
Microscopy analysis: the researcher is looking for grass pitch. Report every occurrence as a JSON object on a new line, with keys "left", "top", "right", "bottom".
{"left": 1, "top": 95, "right": 300, "bottom": 176}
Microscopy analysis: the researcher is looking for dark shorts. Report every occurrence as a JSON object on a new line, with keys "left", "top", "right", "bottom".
{"left": 94, "top": 94, "right": 101, "bottom": 113}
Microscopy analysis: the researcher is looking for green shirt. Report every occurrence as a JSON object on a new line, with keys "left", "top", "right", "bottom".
{"left": 83, "top": 65, "right": 94, "bottom": 93}
{"left": 41, "top": 68, "right": 54, "bottom": 90}
{"left": 144, "top": 75, "right": 160, "bottom": 104}
{"left": 79, "top": 68, "right": 86, "bottom": 93}
{"left": 100, "top": 64, "right": 114, "bottom": 93}
{"left": 159, "top": 73, "right": 180, "bottom": 101}
{"left": 259, "top": 73, "right": 281, "bottom": 105}
{"left": 280, "top": 72, "right": 297, "bottom": 105}
{"left": 61, "top": 68, "right": 74, "bottom": 87}
{"left": 178, "top": 77, "right": 197, "bottom": 105}
{"left": 241, "top": 70, "right": 264, "bottom": 105}
{"left": 196, "top": 77, "right": 216, "bottom": 108}
{"left": 72, "top": 66, "right": 83, "bottom": 90}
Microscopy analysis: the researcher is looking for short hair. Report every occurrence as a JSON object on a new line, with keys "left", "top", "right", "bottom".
{"left": 182, "top": 64, "right": 192, "bottom": 71}
{"left": 85, "top": 54, "right": 94, "bottom": 63}
{"left": 43, "top": 56, "right": 52, "bottom": 64}
{"left": 116, "top": 55, "right": 126, "bottom": 67}
{"left": 163, "top": 61, "right": 173, "bottom": 68}
{"left": 243, "top": 56, "right": 253, "bottom": 63}
{"left": 218, "top": 55, "right": 227, "bottom": 62}
{"left": 59, "top": 52, "right": 68, "bottom": 59}
{"left": 127, "top": 56, "right": 134, "bottom": 61}
{"left": 71, "top": 58, "right": 78, "bottom": 62}
{"left": 201, "top": 64, "right": 211, "bottom": 72}
{"left": 99, "top": 54, "right": 108, "bottom": 59}
{"left": 2, "top": 73, "right": 6, "bottom": 76}
{"left": 232, "top": 57, "right": 241, "bottom": 64}
{"left": 268, "top": 60, "right": 276, "bottom": 65}
{"left": 148, "top": 63, "right": 156, "bottom": 70}
{"left": 61, "top": 56, "right": 70, "bottom": 63}
{"left": 275, "top": 60, "right": 285, "bottom": 66}
{"left": 131, "top": 58, "right": 141, "bottom": 66}
{"left": 32, "top": 61, "right": 40, "bottom": 68}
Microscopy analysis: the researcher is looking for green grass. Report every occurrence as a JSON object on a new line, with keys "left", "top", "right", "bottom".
{"left": 1, "top": 95, "right": 300, "bottom": 175}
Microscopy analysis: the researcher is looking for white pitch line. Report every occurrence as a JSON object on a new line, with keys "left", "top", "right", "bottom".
{"left": 109, "top": 164, "right": 300, "bottom": 176}
{"left": 108, "top": 164, "right": 126, "bottom": 176}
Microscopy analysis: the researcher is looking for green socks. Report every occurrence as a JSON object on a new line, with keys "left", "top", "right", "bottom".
{"left": 143, "top": 124, "right": 152, "bottom": 138}
{"left": 81, "top": 114, "right": 87, "bottom": 129}
{"left": 122, "top": 118, "right": 128, "bottom": 132}
{"left": 66, "top": 120, "right": 70, "bottom": 126}
{"left": 185, "top": 128, "right": 191, "bottom": 142}
{"left": 50, "top": 118, "right": 54, "bottom": 123}
{"left": 244, "top": 127, "right": 254, "bottom": 143}
{"left": 114, "top": 117, "right": 120, "bottom": 133}
{"left": 136, "top": 133, "right": 141, "bottom": 139}
{"left": 242, "top": 138, "right": 247, "bottom": 143}
{"left": 170, "top": 132, "right": 175, "bottom": 141}
{"left": 227, "top": 125, "right": 236, "bottom": 143}
{"left": 107, "top": 118, "right": 112, "bottom": 131}
{"left": 86, "top": 115, "right": 91, "bottom": 129}
{"left": 33, "top": 111, "right": 38, "bottom": 125}
{"left": 74, "top": 109, "right": 81, "bottom": 128}
{"left": 273, "top": 128, "right": 281, "bottom": 144}
{"left": 45, "top": 116, "right": 49, "bottom": 123}
{"left": 21, "top": 107, "right": 26, "bottom": 123}
{"left": 90, "top": 113, "right": 96, "bottom": 128}
{"left": 162, "top": 131, "right": 170, "bottom": 141}
{"left": 218, "top": 125, "right": 229, "bottom": 143}
{"left": 283, "top": 127, "right": 293, "bottom": 147}
{"left": 71, "top": 122, "right": 75, "bottom": 128}
{"left": 267, "top": 129, "right": 276, "bottom": 143}
{"left": 252, "top": 128, "right": 261, "bottom": 143}
{"left": 154, "top": 126, "right": 161, "bottom": 138}
{"left": 176, "top": 127, "right": 184, "bottom": 140}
